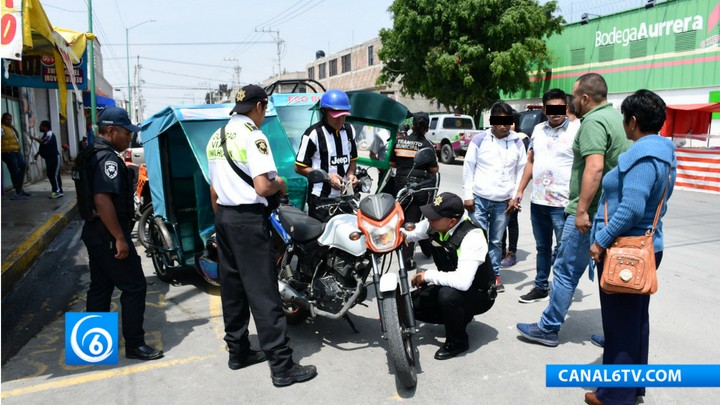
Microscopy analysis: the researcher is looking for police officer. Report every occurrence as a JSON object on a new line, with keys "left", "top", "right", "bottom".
{"left": 390, "top": 112, "right": 439, "bottom": 269}
{"left": 295, "top": 89, "right": 358, "bottom": 221}
{"left": 405, "top": 192, "right": 496, "bottom": 360}
{"left": 206, "top": 84, "right": 317, "bottom": 387}
{"left": 82, "top": 106, "right": 163, "bottom": 361}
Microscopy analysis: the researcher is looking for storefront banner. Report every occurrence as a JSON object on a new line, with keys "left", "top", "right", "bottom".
{"left": 1, "top": 0, "right": 23, "bottom": 60}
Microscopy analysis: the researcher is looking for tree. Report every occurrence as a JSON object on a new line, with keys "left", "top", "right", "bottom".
{"left": 378, "top": 0, "right": 564, "bottom": 117}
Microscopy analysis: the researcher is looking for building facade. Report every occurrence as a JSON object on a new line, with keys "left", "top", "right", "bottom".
{"left": 505, "top": 0, "right": 719, "bottom": 141}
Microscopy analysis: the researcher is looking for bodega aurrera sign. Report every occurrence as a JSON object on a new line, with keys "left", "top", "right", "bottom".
{"left": 595, "top": 15, "right": 704, "bottom": 47}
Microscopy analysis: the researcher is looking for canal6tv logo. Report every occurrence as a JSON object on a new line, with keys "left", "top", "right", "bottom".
{"left": 65, "top": 312, "right": 118, "bottom": 365}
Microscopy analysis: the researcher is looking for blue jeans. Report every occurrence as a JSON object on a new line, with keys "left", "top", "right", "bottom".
{"left": 472, "top": 195, "right": 509, "bottom": 277}
{"left": 538, "top": 214, "right": 590, "bottom": 333}
{"left": 1, "top": 151, "right": 27, "bottom": 193}
{"left": 530, "top": 203, "right": 567, "bottom": 291}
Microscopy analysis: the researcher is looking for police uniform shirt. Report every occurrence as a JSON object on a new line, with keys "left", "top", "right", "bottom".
{"left": 206, "top": 114, "right": 277, "bottom": 206}
{"left": 89, "top": 137, "right": 133, "bottom": 226}
{"left": 295, "top": 121, "right": 358, "bottom": 198}
{"left": 403, "top": 217, "right": 488, "bottom": 291}
{"left": 390, "top": 132, "right": 438, "bottom": 175}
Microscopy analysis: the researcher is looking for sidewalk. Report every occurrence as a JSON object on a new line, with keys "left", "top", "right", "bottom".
{"left": 1, "top": 173, "right": 77, "bottom": 297}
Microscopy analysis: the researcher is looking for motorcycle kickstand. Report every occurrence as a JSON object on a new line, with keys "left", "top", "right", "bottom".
{"left": 343, "top": 313, "right": 360, "bottom": 334}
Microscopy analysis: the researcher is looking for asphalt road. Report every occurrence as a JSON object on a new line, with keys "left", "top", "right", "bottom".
{"left": 2, "top": 160, "right": 719, "bottom": 404}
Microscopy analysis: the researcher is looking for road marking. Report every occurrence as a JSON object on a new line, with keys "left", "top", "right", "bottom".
{"left": 1, "top": 355, "right": 211, "bottom": 399}
{"left": 208, "top": 286, "right": 224, "bottom": 339}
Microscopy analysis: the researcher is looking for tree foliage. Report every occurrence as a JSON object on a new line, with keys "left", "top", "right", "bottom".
{"left": 378, "top": 0, "right": 564, "bottom": 116}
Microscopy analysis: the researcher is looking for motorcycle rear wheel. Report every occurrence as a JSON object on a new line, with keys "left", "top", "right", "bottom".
{"left": 381, "top": 289, "right": 417, "bottom": 388}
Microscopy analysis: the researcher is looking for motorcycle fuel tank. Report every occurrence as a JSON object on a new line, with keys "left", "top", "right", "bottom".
{"left": 317, "top": 214, "right": 367, "bottom": 256}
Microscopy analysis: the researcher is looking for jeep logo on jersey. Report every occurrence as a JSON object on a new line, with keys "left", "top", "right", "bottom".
{"left": 331, "top": 155, "right": 349, "bottom": 165}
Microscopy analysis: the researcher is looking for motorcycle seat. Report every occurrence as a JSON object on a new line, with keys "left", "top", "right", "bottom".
{"left": 277, "top": 206, "right": 325, "bottom": 242}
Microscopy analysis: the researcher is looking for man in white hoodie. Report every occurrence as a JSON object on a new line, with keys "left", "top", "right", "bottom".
{"left": 463, "top": 102, "right": 527, "bottom": 292}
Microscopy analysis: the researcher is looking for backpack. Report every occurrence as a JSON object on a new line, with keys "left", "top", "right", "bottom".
{"left": 72, "top": 142, "right": 112, "bottom": 220}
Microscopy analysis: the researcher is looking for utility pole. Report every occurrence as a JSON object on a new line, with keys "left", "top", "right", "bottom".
{"left": 224, "top": 58, "right": 241, "bottom": 92}
{"left": 256, "top": 28, "right": 284, "bottom": 76}
{"left": 136, "top": 55, "right": 145, "bottom": 122}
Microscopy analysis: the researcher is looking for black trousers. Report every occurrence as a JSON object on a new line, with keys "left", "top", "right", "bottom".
{"left": 215, "top": 205, "right": 293, "bottom": 373}
{"left": 502, "top": 209, "right": 519, "bottom": 254}
{"left": 83, "top": 226, "right": 147, "bottom": 349}
{"left": 44, "top": 154, "right": 62, "bottom": 193}
{"left": 412, "top": 285, "right": 495, "bottom": 347}
{"left": 595, "top": 251, "right": 663, "bottom": 405}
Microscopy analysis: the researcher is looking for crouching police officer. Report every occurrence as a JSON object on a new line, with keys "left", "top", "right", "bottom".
{"left": 404, "top": 192, "right": 497, "bottom": 360}
{"left": 82, "top": 106, "right": 163, "bottom": 361}
{"left": 206, "top": 84, "right": 317, "bottom": 387}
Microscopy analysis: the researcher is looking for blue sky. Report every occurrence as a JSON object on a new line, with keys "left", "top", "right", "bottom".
{"left": 42, "top": 0, "right": 651, "bottom": 119}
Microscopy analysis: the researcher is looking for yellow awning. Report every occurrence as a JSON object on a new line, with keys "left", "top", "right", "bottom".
{"left": 19, "top": 0, "right": 92, "bottom": 120}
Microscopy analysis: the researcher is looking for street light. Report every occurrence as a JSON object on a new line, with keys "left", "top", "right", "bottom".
{"left": 126, "top": 19, "right": 155, "bottom": 123}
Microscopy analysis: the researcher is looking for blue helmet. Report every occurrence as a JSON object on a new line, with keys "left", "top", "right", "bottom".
{"left": 320, "top": 89, "right": 351, "bottom": 111}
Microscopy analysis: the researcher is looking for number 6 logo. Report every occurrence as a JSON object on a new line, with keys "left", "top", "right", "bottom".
{"left": 65, "top": 312, "right": 118, "bottom": 365}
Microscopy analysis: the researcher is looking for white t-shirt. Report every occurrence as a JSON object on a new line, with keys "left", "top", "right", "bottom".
{"left": 206, "top": 114, "right": 278, "bottom": 206}
{"left": 528, "top": 118, "right": 579, "bottom": 207}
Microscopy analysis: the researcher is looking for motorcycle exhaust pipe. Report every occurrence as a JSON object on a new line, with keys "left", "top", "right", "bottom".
{"left": 278, "top": 280, "right": 311, "bottom": 311}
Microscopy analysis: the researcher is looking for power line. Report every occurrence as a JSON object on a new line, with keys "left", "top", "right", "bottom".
{"left": 143, "top": 67, "right": 229, "bottom": 82}
{"left": 101, "top": 41, "right": 275, "bottom": 46}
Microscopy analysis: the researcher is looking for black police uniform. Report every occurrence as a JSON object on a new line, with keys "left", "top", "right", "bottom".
{"left": 412, "top": 220, "right": 496, "bottom": 348}
{"left": 81, "top": 136, "right": 147, "bottom": 349}
{"left": 390, "top": 132, "right": 438, "bottom": 264}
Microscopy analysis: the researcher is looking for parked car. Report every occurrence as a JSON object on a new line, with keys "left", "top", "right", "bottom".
{"left": 515, "top": 108, "right": 546, "bottom": 137}
{"left": 123, "top": 132, "right": 144, "bottom": 164}
{"left": 426, "top": 114, "right": 482, "bottom": 164}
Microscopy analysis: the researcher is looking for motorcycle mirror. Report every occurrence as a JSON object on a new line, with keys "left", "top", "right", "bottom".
{"left": 413, "top": 147, "right": 436, "bottom": 167}
{"left": 307, "top": 169, "right": 330, "bottom": 184}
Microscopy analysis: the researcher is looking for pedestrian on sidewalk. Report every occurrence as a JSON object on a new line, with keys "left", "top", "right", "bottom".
{"left": 2, "top": 113, "right": 30, "bottom": 200}
{"left": 31, "top": 120, "right": 63, "bottom": 198}
{"left": 516, "top": 73, "right": 632, "bottom": 347}
{"left": 80, "top": 106, "right": 163, "bottom": 361}
{"left": 511, "top": 89, "right": 579, "bottom": 303}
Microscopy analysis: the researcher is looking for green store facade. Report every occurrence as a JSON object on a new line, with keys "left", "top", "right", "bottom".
{"left": 506, "top": 0, "right": 720, "bottom": 140}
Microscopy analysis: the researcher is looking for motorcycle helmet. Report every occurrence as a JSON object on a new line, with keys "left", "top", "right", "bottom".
{"left": 320, "top": 89, "right": 351, "bottom": 112}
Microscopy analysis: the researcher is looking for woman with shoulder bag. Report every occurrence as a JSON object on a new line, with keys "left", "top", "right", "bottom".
{"left": 584, "top": 90, "right": 677, "bottom": 405}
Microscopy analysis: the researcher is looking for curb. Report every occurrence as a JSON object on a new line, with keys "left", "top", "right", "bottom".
{"left": 1, "top": 198, "right": 78, "bottom": 298}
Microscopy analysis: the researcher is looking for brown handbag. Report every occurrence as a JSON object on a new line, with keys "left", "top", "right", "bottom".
{"left": 599, "top": 176, "right": 669, "bottom": 295}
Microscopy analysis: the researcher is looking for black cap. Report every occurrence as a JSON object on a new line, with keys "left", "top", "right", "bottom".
{"left": 413, "top": 112, "right": 429, "bottom": 129}
{"left": 420, "top": 192, "right": 464, "bottom": 220}
{"left": 97, "top": 106, "right": 140, "bottom": 132}
{"left": 230, "top": 84, "right": 268, "bottom": 115}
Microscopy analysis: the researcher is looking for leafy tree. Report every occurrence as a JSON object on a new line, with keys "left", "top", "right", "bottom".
{"left": 378, "top": 0, "right": 564, "bottom": 117}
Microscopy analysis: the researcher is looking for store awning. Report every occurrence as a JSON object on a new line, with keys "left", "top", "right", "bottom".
{"left": 661, "top": 103, "right": 720, "bottom": 141}
{"left": 83, "top": 92, "right": 116, "bottom": 110}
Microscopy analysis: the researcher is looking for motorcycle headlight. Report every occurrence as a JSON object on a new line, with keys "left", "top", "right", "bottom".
{"left": 360, "top": 212, "right": 402, "bottom": 252}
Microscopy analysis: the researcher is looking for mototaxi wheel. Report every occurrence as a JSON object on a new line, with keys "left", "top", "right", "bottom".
{"left": 381, "top": 289, "right": 417, "bottom": 388}
{"left": 137, "top": 202, "right": 154, "bottom": 249}
{"left": 150, "top": 216, "right": 175, "bottom": 283}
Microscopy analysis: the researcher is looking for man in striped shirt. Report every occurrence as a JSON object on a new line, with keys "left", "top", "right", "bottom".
{"left": 295, "top": 89, "right": 358, "bottom": 221}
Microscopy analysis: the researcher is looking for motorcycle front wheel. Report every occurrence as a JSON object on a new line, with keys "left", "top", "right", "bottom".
{"left": 381, "top": 289, "right": 417, "bottom": 389}
{"left": 137, "top": 202, "right": 153, "bottom": 249}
